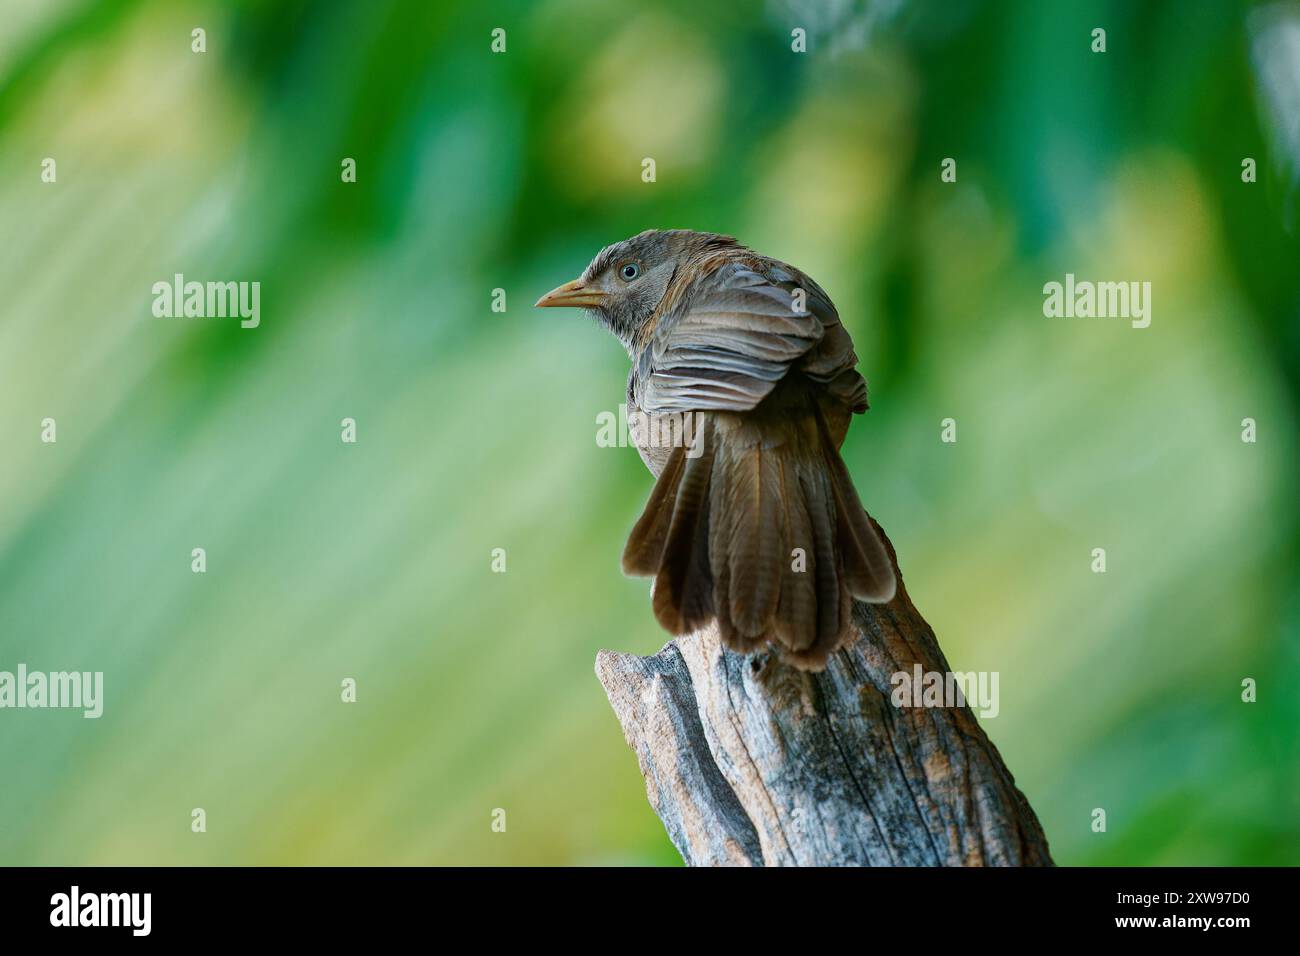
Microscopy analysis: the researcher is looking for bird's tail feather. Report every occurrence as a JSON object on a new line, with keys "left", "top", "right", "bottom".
{"left": 621, "top": 406, "right": 896, "bottom": 671}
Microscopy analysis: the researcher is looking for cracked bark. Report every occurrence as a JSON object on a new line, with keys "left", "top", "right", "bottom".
{"left": 595, "top": 519, "right": 1053, "bottom": 867}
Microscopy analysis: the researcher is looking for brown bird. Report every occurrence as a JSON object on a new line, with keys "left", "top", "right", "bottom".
{"left": 537, "top": 230, "right": 895, "bottom": 670}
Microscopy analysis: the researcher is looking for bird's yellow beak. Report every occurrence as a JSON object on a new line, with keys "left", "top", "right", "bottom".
{"left": 535, "top": 277, "right": 606, "bottom": 309}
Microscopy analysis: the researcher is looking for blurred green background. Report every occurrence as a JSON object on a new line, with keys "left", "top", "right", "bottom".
{"left": 1, "top": 0, "right": 1297, "bottom": 866}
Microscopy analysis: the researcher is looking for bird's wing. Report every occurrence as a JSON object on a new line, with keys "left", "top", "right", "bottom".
{"left": 638, "top": 260, "right": 866, "bottom": 414}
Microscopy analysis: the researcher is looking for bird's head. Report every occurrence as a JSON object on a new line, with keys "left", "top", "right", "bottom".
{"left": 535, "top": 229, "right": 738, "bottom": 349}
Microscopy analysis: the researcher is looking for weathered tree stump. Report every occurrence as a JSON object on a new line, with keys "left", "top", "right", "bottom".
{"left": 596, "top": 520, "right": 1053, "bottom": 866}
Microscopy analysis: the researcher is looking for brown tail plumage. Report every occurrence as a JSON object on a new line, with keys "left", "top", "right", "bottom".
{"left": 622, "top": 404, "right": 896, "bottom": 671}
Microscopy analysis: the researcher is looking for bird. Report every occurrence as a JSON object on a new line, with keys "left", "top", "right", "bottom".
{"left": 536, "top": 229, "right": 895, "bottom": 670}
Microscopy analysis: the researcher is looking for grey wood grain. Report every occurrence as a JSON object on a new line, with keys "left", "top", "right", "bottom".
{"left": 596, "top": 519, "right": 1053, "bottom": 867}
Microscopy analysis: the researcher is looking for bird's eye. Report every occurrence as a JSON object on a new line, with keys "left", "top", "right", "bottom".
{"left": 620, "top": 262, "right": 640, "bottom": 281}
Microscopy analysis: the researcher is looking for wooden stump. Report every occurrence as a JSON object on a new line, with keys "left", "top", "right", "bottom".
{"left": 596, "top": 521, "right": 1053, "bottom": 867}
